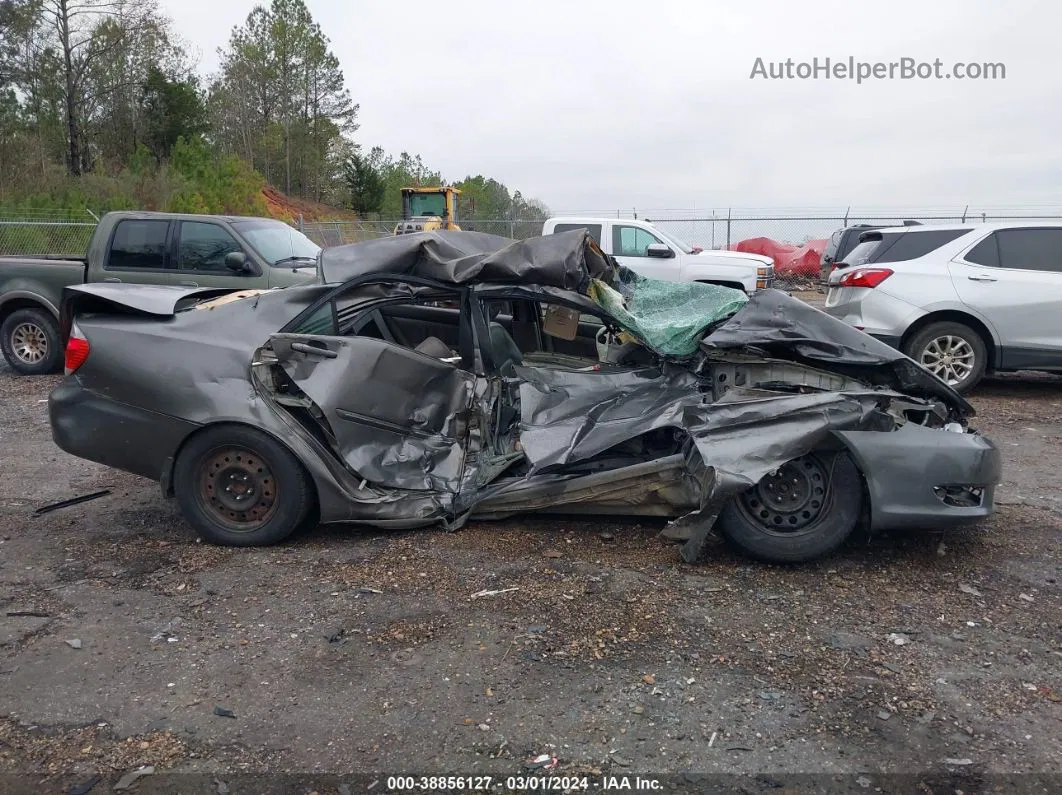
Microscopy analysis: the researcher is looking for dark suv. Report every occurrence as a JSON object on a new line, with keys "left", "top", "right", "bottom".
{"left": 819, "top": 221, "right": 922, "bottom": 285}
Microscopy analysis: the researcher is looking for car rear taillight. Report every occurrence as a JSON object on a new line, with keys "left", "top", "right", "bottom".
{"left": 837, "top": 267, "right": 893, "bottom": 289}
{"left": 64, "top": 322, "right": 90, "bottom": 375}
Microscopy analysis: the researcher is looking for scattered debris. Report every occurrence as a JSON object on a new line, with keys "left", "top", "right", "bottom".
{"left": 65, "top": 638, "right": 82, "bottom": 649}
{"left": 943, "top": 758, "right": 974, "bottom": 766}
{"left": 149, "top": 619, "right": 181, "bottom": 644}
{"left": 477, "top": 723, "right": 490, "bottom": 731}
{"left": 213, "top": 706, "right": 236, "bottom": 719}
{"left": 708, "top": 731, "right": 717, "bottom": 748}
{"left": 469, "top": 587, "right": 519, "bottom": 600}
{"left": 528, "top": 625, "right": 547, "bottom": 634}
{"left": 856, "top": 776, "right": 872, "bottom": 789}
{"left": 542, "top": 549, "right": 563, "bottom": 559}
{"left": 356, "top": 587, "right": 383, "bottom": 595}
{"left": 958, "top": 583, "right": 983, "bottom": 597}
{"left": 599, "top": 532, "right": 615, "bottom": 541}
{"left": 610, "top": 753, "right": 631, "bottom": 767}
{"left": 758, "top": 690, "right": 783, "bottom": 702}
{"left": 876, "top": 710, "right": 892, "bottom": 721}
{"left": 33, "top": 490, "right": 111, "bottom": 516}
{"left": 887, "top": 633, "right": 911, "bottom": 646}
{"left": 214, "top": 778, "right": 230, "bottom": 795}
{"left": 5, "top": 610, "right": 50, "bottom": 618}
{"left": 113, "top": 766, "right": 154, "bottom": 791}
{"left": 642, "top": 674, "right": 656, "bottom": 685}
{"left": 526, "top": 753, "right": 558, "bottom": 771}
{"left": 726, "top": 746, "right": 753, "bottom": 752}
{"left": 1019, "top": 593, "right": 1035, "bottom": 602}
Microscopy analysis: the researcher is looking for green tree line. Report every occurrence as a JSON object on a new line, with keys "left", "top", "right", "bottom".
{"left": 0, "top": 0, "right": 548, "bottom": 225}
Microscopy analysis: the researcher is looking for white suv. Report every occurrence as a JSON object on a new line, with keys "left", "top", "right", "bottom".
{"left": 824, "top": 221, "right": 1062, "bottom": 393}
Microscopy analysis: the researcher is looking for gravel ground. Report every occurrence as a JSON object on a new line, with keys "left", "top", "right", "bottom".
{"left": 0, "top": 358, "right": 1059, "bottom": 793}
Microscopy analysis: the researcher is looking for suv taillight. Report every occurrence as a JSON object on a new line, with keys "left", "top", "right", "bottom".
{"left": 64, "top": 322, "right": 90, "bottom": 375}
{"left": 838, "top": 267, "right": 893, "bottom": 289}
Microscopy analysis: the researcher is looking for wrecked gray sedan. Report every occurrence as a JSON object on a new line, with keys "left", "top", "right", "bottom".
{"left": 48, "top": 230, "right": 1000, "bottom": 564}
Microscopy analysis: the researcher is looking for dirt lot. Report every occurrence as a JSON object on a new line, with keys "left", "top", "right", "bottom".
{"left": 0, "top": 356, "right": 1060, "bottom": 793}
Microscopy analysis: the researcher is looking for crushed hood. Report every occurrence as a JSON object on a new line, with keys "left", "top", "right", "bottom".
{"left": 702, "top": 289, "right": 974, "bottom": 414}
{"left": 318, "top": 229, "right": 615, "bottom": 291}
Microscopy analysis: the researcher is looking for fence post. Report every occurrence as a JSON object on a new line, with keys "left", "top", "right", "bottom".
{"left": 298, "top": 214, "right": 305, "bottom": 233}
{"left": 961, "top": 205, "right": 968, "bottom": 224}
{"left": 843, "top": 206, "right": 850, "bottom": 228}
{"left": 726, "top": 209, "right": 731, "bottom": 250}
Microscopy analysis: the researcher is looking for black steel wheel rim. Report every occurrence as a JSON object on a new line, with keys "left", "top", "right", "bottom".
{"left": 735, "top": 455, "right": 831, "bottom": 537}
{"left": 197, "top": 446, "right": 279, "bottom": 532}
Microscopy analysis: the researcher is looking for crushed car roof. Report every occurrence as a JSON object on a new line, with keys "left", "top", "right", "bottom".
{"left": 317, "top": 228, "right": 614, "bottom": 291}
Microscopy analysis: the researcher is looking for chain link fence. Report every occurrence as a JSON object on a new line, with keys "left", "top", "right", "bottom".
{"left": 4, "top": 209, "right": 1062, "bottom": 291}
{"left": 0, "top": 210, "right": 99, "bottom": 258}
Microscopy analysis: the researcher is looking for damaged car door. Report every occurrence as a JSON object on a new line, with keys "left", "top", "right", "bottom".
{"left": 267, "top": 281, "right": 481, "bottom": 495}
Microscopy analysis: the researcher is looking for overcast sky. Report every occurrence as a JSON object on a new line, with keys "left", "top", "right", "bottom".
{"left": 161, "top": 0, "right": 1058, "bottom": 215}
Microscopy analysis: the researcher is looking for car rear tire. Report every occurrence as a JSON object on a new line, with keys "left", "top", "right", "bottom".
{"left": 903, "top": 321, "right": 987, "bottom": 394}
{"left": 717, "top": 450, "right": 863, "bottom": 564}
{"left": 1, "top": 308, "right": 62, "bottom": 375}
{"left": 173, "top": 425, "right": 316, "bottom": 547}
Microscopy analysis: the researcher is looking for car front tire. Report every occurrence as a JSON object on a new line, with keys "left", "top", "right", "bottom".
{"left": 717, "top": 450, "right": 863, "bottom": 564}
{"left": 1, "top": 308, "right": 62, "bottom": 375}
{"left": 173, "top": 425, "right": 316, "bottom": 547}
{"left": 903, "top": 321, "right": 987, "bottom": 394}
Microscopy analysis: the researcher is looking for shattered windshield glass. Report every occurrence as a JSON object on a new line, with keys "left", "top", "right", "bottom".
{"left": 588, "top": 269, "right": 748, "bottom": 356}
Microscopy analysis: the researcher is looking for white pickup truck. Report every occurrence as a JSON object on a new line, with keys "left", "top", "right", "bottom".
{"left": 542, "top": 216, "right": 775, "bottom": 293}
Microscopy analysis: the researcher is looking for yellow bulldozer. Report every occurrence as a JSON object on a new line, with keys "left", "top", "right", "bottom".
{"left": 393, "top": 186, "right": 462, "bottom": 235}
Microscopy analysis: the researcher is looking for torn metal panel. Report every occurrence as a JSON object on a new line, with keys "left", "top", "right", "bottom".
{"left": 471, "top": 454, "right": 696, "bottom": 518}
{"left": 515, "top": 364, "right": 703, "bottom": 472}
{"left": 318, "top": 229, "right": 613, "bottom": 291}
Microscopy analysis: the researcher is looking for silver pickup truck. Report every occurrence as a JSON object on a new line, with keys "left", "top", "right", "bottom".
{"left": 0, "top": 210, "right": 321, "bottom": 374}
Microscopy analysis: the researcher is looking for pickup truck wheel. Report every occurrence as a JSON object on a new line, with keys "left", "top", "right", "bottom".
{"left": 173, "top": 425, "right": 316, "bottom": 547}
{"left": 1, "top": 308, "right": 62, "bottom": 375}
{"left": 717, "top": 450, "right": 863, "bottom": 564}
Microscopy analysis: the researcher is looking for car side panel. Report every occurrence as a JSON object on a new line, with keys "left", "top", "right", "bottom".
{"left": 949, "top": 261, "right": 1062, "bottom": 370}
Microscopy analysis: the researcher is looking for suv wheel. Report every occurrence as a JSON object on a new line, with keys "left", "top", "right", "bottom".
{"left": 903, "top": 321, "right": 987, "bottom": 394}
